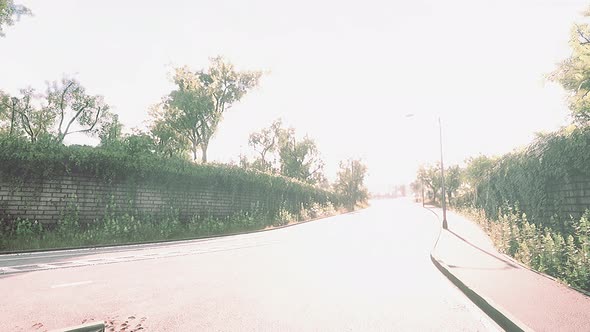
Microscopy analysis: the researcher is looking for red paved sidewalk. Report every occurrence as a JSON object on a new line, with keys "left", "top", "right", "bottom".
{"left": 430, "top": 208, "right": 590, "bottom": 332}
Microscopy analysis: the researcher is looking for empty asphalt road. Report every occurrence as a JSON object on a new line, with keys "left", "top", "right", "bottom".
{"left": 1, "top": 199, "right": 499, "bottom": 331}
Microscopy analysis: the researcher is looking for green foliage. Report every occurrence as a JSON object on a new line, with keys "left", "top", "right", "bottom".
{"left": 151, "top": 57, "right": 262, "bottom": 162}
{"left": 0, "top": 0, "right": 31, "bottom": 37}
{"left": 0, "top": 197, "right": 342, "bottom": 252}
{"left": 450, "top": 127, "right": 590, "bottom": 291}
{"left": 471, "top": 126, "right": 590, "bottom": 235}
{"left": 417, "top": 163, "right": 463, "bottom": 206}
{"left": 0, "top": 78, "right": 112, "bottom": 143}
{"left": 243, "top": 119, "right": 327, "bottom": 186}
{"left": 334, "top": 159, "right": 368, "bottom": 209}
{"left": 459, "top": 207, "right": 590, "bottom": 292}
{"left": 46, "top": 78, "right": 111, "bottom": 143}
{"left": 550, "top": 7, "right": 590, "bottom": 123}
{"left": 444, "top": 165, "right": 462, "bottom": 205}
{"left": 248, "top": 119, "right": 282, "bottom": 173}
{"left": 0, "top": 135, "right": 342, "bottom": 222}
{"left": 278, "top": 131, "right": 325, "bottom": 185}
{"left": 98, "top": 113, "right": 123, "bottom": 147}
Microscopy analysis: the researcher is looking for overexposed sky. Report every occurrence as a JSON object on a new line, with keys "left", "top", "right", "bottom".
{"left": 1, "top": 0, "right": 587, "bottom": 192}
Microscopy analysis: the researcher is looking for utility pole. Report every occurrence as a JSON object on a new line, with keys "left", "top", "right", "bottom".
{"left": 439, "top": 117, "right": 448, "bottom": 230}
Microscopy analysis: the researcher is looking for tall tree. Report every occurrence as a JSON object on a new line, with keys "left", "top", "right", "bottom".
{"left": 0, "top": 78, "right": 111, "bottom": 143}
{"left": 444, "top": 165, "right": 462, "bottom": 206}
{"left": 550, "top": 7, "right": 590, "bottom": 123}
{"left": 0, "top": 88, "right": 53, "bottom": 142}
{"left": 0, "top": 90, "right": 20, "bottom": 136}
{"left": 417, "top": 164, "right": 441, "bottom": 203}
{"left": 334, "top": 159, "right": 368, "bottom": 209}
{"left": 248, "top": 118, "right": 282, "bottom": 172}
{"left": 0, "top": 0, "right": 31, "bottom": 37}
{"left": 98, "top": 113, "right": 123, "bottom": 147}
{"left": 45, "top": 78, "right": 110, "bottom": 143}
{"left": 195, "top": 57, "right": 261, "bottom": 162}
{"left": 463, "top": 155, "right": 495, "bottom": 204}
{"left": 154, "top": 58, "right": 261, "bottom": 162}
{"left": 278, "top": 129, "right": 325, "bottom": 185}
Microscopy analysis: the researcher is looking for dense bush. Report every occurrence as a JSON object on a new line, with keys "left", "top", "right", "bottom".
{"left": 0, "top": 135, "right": 342, "bottom": 217}
{"left": 439, "top": 125, "right": 590, "bottom": 292}
{"left": 0, "top": 136, "right": 345, "bottom": 250}
{"left": 0, "top": 201, "right": 340, "bottom": 251}
{"left": 459, "top": 206, "right": 590, "bottom": 292}
{"left": 472, "top": 126, "right": 590, "bottom": 235}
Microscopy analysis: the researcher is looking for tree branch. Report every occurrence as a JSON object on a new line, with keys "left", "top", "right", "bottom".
{"left": 57, "top": 81, "right": 75, "bottom": 136}
{"left": 60, "top": 100, "right": 89, "bottom": 141}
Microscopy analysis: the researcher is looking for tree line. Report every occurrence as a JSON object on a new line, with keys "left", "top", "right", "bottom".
{"left": 1, "top": 20, "right": 368, "bottom": 208}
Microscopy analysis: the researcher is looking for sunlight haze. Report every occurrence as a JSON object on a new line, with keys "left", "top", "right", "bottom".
{"left": 1, "top": 0, "right": 586, "bottom": 192}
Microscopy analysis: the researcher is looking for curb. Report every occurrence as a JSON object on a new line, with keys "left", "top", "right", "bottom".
{"left": 424, "top": 205, "right": 533, "bottom": 332}
{"left": 0, "top": 209, "right": 363, "bottom": 255}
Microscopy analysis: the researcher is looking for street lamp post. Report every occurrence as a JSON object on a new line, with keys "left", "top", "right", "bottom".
{"left": 406, "top": 113, "right": 448, "bottom": 230}
{"left": 438, "top": 117, "right": 448, "bottom": 230}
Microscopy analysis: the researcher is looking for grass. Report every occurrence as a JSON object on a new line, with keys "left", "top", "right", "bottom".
{"left": 0, "top": 203, "right": 342, "bottom": 252}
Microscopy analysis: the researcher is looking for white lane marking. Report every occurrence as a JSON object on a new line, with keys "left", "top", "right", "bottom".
{"left": 50, "top": 280, "right": 94, "bottom": 289}
{"left": 0, "top": 267, "right": 20, "bottom": 273}
{"left": 36, "top": 264, "right": 59, "bottom": 269}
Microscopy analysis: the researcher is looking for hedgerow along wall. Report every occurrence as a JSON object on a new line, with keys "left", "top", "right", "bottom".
{"left": 474, "top": 126, "right": 590, "bottom": 233}
{"left": 0, "top": 138, "right": 341, "bottom": 226}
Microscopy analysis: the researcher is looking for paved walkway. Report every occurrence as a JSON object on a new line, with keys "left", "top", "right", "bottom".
{"left": 430, "top": 208, "right": 590, "bottom": 332}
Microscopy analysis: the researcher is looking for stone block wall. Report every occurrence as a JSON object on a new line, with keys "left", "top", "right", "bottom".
{"left": 0, "top": 172, "right": 289, "bottom": 225}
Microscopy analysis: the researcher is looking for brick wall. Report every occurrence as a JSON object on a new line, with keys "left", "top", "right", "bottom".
{"left": 546, "top": 175, "right": 590, "bottom": 220}
{"left": 0, "top": 172, "right": 292, "bottom": 225}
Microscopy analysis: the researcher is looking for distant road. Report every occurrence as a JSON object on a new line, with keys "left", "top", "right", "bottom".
{"left": 1, "top": 199, "right": 499, "bottom": 331}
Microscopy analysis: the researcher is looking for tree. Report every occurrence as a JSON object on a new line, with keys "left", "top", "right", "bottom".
{"left": 463, "top": 155, "right": 496, "bottom": 204}
{"left": 248, "top": 119, "right": 282, "bottom": 172}
{"left": 148, "top": 103, "right": 191, "bottom": 159}
{"left": 334, "top": 159, "right": 368, "bottom": 209}
{"left": 0, "top": 88, "right": 53, "bottom": 142}
{"left": 0, "top": 0, "right": 31, "bottom": 37}
{"left": 550, "top": 7, "right": 590, "bottom": 123}
{"left": 0, "top": 78, "right": 111, "bottom": 143}
{"left": 445, "top": 165, "right": 462, "bottom": 206}
{"left": 195, "top": 57, "right": 261, "bottom": 162}
{"left": 45, "top": 78, "right": 110, "bottom": 143}
{"left": 278, "top": 129, "right": 325, "bottom": 185}
{"left": 98, "top": 113, "right": 123, "bottom": 147}
{"left": 417, "top": 164, "right": 441, "bottom": 203}
{"left": 0, "top": 89, "right": 21, "bottom": 136}
{"left": 155, "top": 58, "right": 261, "bottom": 163}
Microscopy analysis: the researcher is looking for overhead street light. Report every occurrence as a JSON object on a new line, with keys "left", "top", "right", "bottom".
{"left": 406, "top": 113, "right": 449, "bottom": 230}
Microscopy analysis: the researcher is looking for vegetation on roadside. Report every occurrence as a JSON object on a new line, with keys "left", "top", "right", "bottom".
{"left": 0, "top": 201, "right": 341, "bottom": 252}
{"left": 458, "top": 206, "right": 590, "bottom": 292}
{"left": 410, "top": 6, "right": 590, "bottom": 292}
{"left": 0, "top": 5, "right": 370, "bottom": 251}
{"left": 413, "top": 127, "right": 590, "bottom": 292}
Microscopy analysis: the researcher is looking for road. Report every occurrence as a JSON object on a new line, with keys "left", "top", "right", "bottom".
{"left": 1, "top": 199, "right": 499, "bottom": 331}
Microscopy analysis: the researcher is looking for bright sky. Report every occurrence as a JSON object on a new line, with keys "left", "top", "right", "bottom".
{"left": 1, "top": 0, "right": 587, "bottom": 192}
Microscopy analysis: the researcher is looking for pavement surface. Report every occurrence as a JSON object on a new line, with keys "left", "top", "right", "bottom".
{"left": 1, "top": 199, "right": 500, "bottom": 331}
{"left": 431, "top": 207, "right": 590, "bottom": 332}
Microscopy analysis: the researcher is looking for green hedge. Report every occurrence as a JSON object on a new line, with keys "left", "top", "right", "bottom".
{"left": 475, "top": 126, "right": 590, "bottom": 234}
{"left": 0, "top": 136, "right": 343, "bottom": 218}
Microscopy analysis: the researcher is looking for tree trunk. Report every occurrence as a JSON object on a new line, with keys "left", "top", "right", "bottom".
{"left": 200, "top": 141, "right": 208, "bottom": 163}
{"left": 192, "top": 141, "right": 198, "bottom": 162}
{"left": 9, "top": 107, "right": 15, "bottom": 135}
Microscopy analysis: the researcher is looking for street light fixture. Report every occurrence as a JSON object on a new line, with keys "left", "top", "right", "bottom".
{"left": 406, "top": 114, "right": 449, "bottom": 230}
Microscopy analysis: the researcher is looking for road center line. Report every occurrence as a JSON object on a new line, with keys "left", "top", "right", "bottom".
{"left": 50, "top": 280, "right": 94, "bottom": 289}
